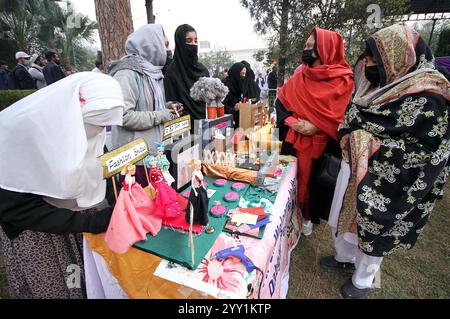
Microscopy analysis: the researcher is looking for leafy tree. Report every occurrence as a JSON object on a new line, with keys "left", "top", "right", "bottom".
{"left": 241, "top": 0, "right": 409, "bottom": 84}
{"left": 0, "top": 0, "right": 97, "bottom": 71}
{"left": 415, "top": 20, "right": 450, "bottom": 55}
{"left": 58, "top": 8, "right": 97, "bottom": 71}
{"left": 435, "top": 25, "right": 450, "bottom": 57}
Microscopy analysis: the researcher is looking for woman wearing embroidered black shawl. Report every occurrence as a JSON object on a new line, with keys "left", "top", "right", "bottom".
{"left": 164, "top": 24, "right": 209, "bottom": 121}
{"left": 323, "top": 24, "right": 450, "bottom": 299}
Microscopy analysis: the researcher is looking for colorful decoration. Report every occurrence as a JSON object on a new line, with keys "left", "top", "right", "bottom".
{"left": 231, "top": 182, "right": 246, "bottom": 192}
{"left": 224, "top": 192, "right": 240, "bottom": 202}
{"left": 210, "top": 201, "right": 227, "bottom": 218}
{"left": 214, "top": 179, "right": 228, "bottom": 187}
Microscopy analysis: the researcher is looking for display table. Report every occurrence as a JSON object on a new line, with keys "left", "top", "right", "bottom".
{"left": 83, "top": 160, "right": 300, "bottom": 299}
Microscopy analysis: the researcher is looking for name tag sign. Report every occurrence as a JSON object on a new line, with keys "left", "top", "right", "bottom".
{"left": 98, "top": 138, "right": 149, "bottom": 178}
{"left": 163, "top": 115, "right": 191, "bottom": 141}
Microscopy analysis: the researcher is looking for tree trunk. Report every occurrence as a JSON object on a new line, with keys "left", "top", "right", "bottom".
{"left": 94, "top": 0, "right": 134, "bottom": 67}
{"left": 277, "top": 0, "right": 289, "bottom": 86}
{"left": 145, "top": 0, "right": 155, "bottom": 24}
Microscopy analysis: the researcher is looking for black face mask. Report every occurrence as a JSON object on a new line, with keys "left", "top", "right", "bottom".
{"left": 365, "top": 65, "right": 380, "bottom": 86}
{"left": 302, "top": 49, "right": 317, "bottom": 67}
{"left": 185, "top": 44, "right": 198, "bottom": 58}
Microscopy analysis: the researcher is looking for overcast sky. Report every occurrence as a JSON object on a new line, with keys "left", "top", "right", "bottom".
{"left": 69, "top": 0, "right": 268, "bottom": 51}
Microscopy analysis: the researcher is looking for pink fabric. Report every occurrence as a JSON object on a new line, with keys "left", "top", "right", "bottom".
{"left": 150, "top": 166, "right": 188, "bottom": 220}
{"left": 105, "top": 183, "right": 162, "bottom": 254}
{"left": 198, "top": 235, "right": 246, "bottom": 293}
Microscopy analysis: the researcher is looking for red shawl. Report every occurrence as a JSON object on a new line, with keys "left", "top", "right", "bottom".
{"left": 278, "top": 27, "right": 354, "bottom": 218}
{"left": 278, "top": 27, "right": 354, "bottom": 145}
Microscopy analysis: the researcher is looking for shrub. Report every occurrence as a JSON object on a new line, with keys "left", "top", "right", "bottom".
{"left": 0, "top": 90, "right": 36, "bottom": 112}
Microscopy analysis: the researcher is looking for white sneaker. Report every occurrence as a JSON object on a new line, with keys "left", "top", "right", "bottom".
{"left": 302, "top": 220, "right": 313, "bottom": 236}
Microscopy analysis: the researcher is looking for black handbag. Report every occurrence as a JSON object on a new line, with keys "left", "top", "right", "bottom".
{"left": 309, "top": 140, "right": 342, "bottom": 224}
{"left": 316, "top": 153, "right": 341, "bottom": 188}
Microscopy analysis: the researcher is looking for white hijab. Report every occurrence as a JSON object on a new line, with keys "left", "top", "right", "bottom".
{"left": 0, "top": 72, "right": 124, "bottom": 210}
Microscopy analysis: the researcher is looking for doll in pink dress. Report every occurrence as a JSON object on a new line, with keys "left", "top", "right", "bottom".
{"left": 146, "top": 156, "right": 188, "bottom": 221}
{"left": 105, "top": 164, "right": 162, "bottom": 254}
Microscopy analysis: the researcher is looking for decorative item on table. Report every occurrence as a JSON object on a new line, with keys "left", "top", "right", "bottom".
{"left": 223, "top": 207, "right": 270, "bottom": 239}
{"left": 155, "top": 142, "right": 175, "bottom": 186}
{"left": 238, "top": 102, "right": 267, "bottom": 131}
{"left": 214, "top": 178, "right": 228, "bottom": 187}
{"left": 225, "top": 151, "right": 236, "bottom": 168}
{"left": 105, "top": 164, "right": 162, "bottom": 254}
{"left": 214, "top": 151, "right": 226, "bottom": 166}
{"left": 213, "top": 129, "right": 226, "bottom": 153}
{"left": 185, "top": 159, "right": 210, "bottom": 266}
{"left": 190, "top": 77, "right": 229, "bottom": 120}
{"left": 231, "top": 182, "right": 246, "bottom": 192}
{"left": 147, "top": 155, "right": 188, "bottom": 221}
{"left": 202, "top": 162, "right": 258, "bottom": 186}
{"left": 210, "top": 200, "right": 227, "bottom": 218}
{"left": 224, "top": 191, "right": 239, "bottom": 202}
{"left": 165, "top": 135, "right": 201, "bottom": 191}
{"left": 198, "top": 115, "right": 233, "bottom": 150}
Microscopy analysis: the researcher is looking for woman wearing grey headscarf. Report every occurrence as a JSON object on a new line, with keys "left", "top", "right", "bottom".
{"left": 109, "top": 24, "right": 182, "bottom": 187}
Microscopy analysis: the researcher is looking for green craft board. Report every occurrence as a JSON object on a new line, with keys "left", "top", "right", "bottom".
{"left": 133, "top": 177, "right": 249, "bottom": 270}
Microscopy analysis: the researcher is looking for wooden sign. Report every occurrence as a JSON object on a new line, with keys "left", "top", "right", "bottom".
{"left": 98, "top": 138, "right": 149, "bottom": 179}
{"left": 162, "top": 115, "right": 191, "bottom": 141}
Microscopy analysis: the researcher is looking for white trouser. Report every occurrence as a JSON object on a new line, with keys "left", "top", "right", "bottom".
{"left": 328, "top": 161, "right": 383, "bottom": 289}
{"left": 332, "top": 229, "right": 383, "bottom": 289}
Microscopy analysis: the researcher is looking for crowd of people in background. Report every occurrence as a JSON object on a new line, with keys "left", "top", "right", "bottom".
{"left": 0, "top": 50, "right": 108, "bottom": 92}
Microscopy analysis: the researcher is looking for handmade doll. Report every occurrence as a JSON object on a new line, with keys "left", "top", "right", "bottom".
{"left": 147, "top": 155, "right": 187, "bottom": 220}
{"left": 105, "top": 164, "right": 161, "bottom": 254}
{"left": 156, "top": 143, "right": 175, "bottom": 186}
{"left": 185, "top": 159, "right": 209, "bottom": 226}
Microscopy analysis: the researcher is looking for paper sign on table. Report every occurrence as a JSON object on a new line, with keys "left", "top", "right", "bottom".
{"left": 231, "top": 212, "right": 258, "bottom": 225}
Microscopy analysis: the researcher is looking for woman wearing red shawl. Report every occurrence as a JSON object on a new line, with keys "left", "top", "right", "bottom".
{"left": 276, "top": 28, "right": 354, "bottom": 235}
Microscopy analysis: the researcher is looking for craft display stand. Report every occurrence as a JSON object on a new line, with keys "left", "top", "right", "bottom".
{"left": 239, "top": 102, "right": 267, "bottom": 132}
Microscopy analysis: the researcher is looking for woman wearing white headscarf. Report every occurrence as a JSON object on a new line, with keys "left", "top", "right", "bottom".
{"left": 0, "top": 72, "right": 125, "bottom": 299}
{"left": 109, "top": 24, "right": 182, "bottom": 187}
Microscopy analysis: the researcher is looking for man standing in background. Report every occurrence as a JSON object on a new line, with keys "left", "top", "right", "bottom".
{"left": 11, "top": 52, "right": 35, "bottom": 90}
{"left": 43, "top": 51, "right": 66, "bottom": 85}
{"left": 28, "top": 54, "right": 47, "bottom": 90}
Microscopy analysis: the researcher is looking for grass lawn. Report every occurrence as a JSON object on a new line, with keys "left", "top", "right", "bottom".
{"left": 287, "top": 184, "right": 450, "bottom": 299}
{"left": 1, "top": 185, "right": 449, "bottom": 299}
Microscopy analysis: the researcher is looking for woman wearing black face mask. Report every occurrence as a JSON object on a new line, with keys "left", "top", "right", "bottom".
{"left": 222, "top": 62, "right": 248, "bottom": 128}
{"left": 327, "top": 24, "right": 450, "bottom": 299}
{"left": 362, "top": 45, "right": 381, "bottom": 86}
{"left": 164, "top": 24, "right": 209, "bottom": 121}
{"left": 275, "top": 28, "right": 354, "bottom": 237}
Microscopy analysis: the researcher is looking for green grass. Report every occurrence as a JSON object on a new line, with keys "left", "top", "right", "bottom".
{"left": 287, "top": 183, "right": 450, "bottom": 299}
{"left": 1, "top": 185, "right": 449, "bottom": 299}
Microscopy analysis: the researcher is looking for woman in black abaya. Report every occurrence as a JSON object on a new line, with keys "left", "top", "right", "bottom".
{"left": 164, "top": 24, "right": 209, "bottom": 121}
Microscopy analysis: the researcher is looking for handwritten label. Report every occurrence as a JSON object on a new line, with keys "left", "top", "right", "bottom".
{"left": 98, "top": 138, "right": 150, "bottom": 178}
{"left": 163, "top": 115, "right": 191, "bottom": 141}
{"left": 105, "top": 142, "right": 147, "bottom": 173}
